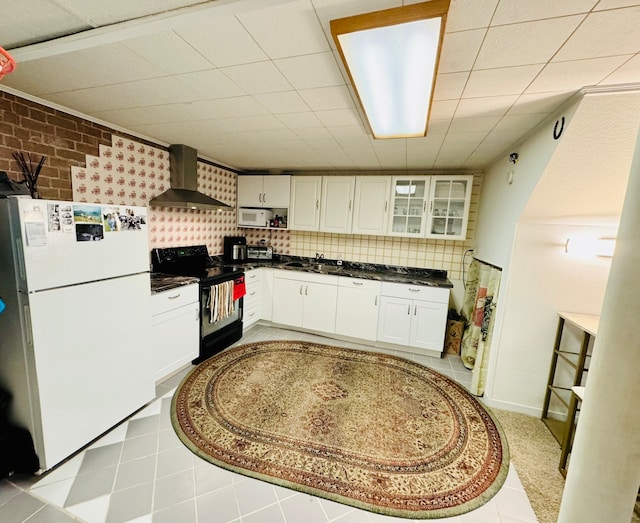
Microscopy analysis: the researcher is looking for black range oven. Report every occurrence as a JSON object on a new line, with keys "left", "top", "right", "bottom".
{"left": 151, "top": 245, "right": 244, "bottom": 363}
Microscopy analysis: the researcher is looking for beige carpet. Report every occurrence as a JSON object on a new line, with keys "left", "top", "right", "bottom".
{"left": 172, "top": 340, "right": 510, "bottom": 519}
{"left": 492, "top": 409, "right": 564, "bottom": 523}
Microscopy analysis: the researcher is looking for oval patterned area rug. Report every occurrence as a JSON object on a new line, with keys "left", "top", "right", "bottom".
{"left": 171, "top": 340, "right": 510, "bottom": 519}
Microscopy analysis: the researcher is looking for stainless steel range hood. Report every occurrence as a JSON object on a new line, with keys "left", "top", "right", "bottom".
{"left": 149, "top": 144, "right": 233, "bottom": 211}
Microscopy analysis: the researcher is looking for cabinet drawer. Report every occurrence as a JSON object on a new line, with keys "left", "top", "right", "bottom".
{"left": 244, "top": 302, "right": 261, "bottom": 326}
{"left": 151, "top": 284, "right": 199, "bottom": 315}
{"left": 380, "top": 282, "right": 449, "bottom": 303}
{"left": 273, "top": 269, "right": 339, "bottom": 285}
{"left": 245, "top": 269, "right": 262, "bottom": 286}
{"left": 338, "top": 276, "right": 381, "bottom": 292}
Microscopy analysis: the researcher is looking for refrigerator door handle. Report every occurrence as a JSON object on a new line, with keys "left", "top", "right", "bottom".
{"left": 23, "top": 304, "right": 33, "bottom": 346}
{"left": 15, "top": 238, "right": 26, "bottom": 281}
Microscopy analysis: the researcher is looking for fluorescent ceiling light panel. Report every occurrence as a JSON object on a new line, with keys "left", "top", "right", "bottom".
{"left": 331, "top": 1, "right": 449, "bottom": 140}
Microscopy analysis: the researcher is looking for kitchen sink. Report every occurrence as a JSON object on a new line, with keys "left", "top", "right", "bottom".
{"left": 282, "top": 261, "right": 307, "bottom": 268}
{"left": 281, "top": 260, "right": 343, "bottom": 274}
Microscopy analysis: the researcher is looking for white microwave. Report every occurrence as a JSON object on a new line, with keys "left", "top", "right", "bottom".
{"left": 238, "top": 208, "right": 274, "bottom": 227}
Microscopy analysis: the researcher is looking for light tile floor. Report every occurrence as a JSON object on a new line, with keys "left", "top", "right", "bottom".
{"left": 0, "top": 325, "right": 538, "bottom": 523}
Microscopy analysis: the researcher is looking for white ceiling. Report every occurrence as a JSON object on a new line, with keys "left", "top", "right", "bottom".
{"left": 2, "top": 0, "right": 640, "bottom": 172}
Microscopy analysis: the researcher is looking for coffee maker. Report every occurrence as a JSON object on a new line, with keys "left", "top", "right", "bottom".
{"left": 223, "top": 236, "right": 247, "bottom": 263}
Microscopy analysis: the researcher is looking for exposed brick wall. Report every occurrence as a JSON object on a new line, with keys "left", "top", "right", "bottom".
{"left": 0, "top": 90, "right": 155, "bottom": 200}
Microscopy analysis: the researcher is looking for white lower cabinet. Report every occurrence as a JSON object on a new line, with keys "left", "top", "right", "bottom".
{"left": 151, "top": 284, "right": 199, "bottom": 382}
{"left": 335, "top": 277, "right": 380, "bottom": 341}
{"left": 243, "top": 269, "right": 262, "bottom": 328}
{"left": 377, "top": 282, "right": 450, "bottom": 353}
{"left": 272, "top": 270, "right": 338, "bottom": 333}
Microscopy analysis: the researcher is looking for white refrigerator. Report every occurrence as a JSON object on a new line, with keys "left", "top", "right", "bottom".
{"left": 0, "top": 196, "right": 155, "bottom": 472}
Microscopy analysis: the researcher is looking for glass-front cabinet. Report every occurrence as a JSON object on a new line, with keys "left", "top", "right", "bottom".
{"left": 426, "top": 175, "right": 473, "bottom": 240}
{"left": 389, "top": 176, "right": 430, "bottom": 237}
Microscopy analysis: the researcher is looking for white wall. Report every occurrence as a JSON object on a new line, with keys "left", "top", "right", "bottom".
{"left": 480, "top": 89, "right": 640, "bottom": 414}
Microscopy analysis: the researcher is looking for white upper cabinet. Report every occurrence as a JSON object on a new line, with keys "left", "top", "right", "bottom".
{"left": 289, "top": 176, "right": 322, "bottom": 231}
{"left": 388, "top": 176, "right": 430, "bottom": 237}
{"left": 237, "top": 175, "right": 291, "bottom": 208}
{"left": 426, "top": 175, "right": 473, "bottom": 240}
{"left": 351, "top": 176, "right": 390, "bottom": 235}
{"left": 320, "top": 176, "right": 355, "bottom": 234}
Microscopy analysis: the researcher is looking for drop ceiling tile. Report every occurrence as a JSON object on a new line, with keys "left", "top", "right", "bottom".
{"left": 433, "top": 72, "right": 469, "bottom": 101}
{"left": 275, "top": 52, "right": 344, "bottom": 90}
{"left": 7, "top": 43, "right": 166, "bottom": 95}
{"left": 445, "top": 0, "right": 498, "bottom": 32}
{"left": 554, "top": 6, "right": 640, "bottom": 61}
{"left": 427, "top": 119, "right": 453, "bottom": 135}
{"left": 491, "top": 0, "right": 597, "bottom": 25}
{"left": 447, "top": 116, "right": 500, "bottom": 136}
{"left": 593, "top": 0, "right": 640, "bottom": 9}
{"left": 430, "top": 100, "right": 459, "bottom": 120}
{"left": 292, "top": 126, "right": 332, "bottom": 141}
{"left": 463, "top": 64, "right": 544, "bottom": 98}
{"left": 475, "top": 16, "right": 585, "bottom": 70}
{"left": 298, "top": 86, "right": 354, "bottom": 111}
{"left": 277, "top": 112, "right": 324, "bottom": 129}
{"left": 237, "top": 0, "right": 330, "bottom": 59}
{"left": 221, "top": 61, "right": 292, "bottom": 94}
{"left": 3, "top": 1, "right": 87, "bottom": 48}
{"left": 215, "top": 114, "right": 286, "bottom": 133}
{"left": 207, "top": 97, "right": 271, "bottom": 118}
{"left": 508, "top": 92, "right": 573, "bottom": 115}
{"left": 406, "top": 135, "right": 444, "bottom": 168}
{"left": 174, "top": 70, "right": 246, "bottom": 100}
{"left": 176, "top": 15, "right": 268, "bottom": 67}
{"left": 313, "top": 0, "right": 398, "bottom": 46}
{"left": 124, "top": 30, "right": 213, "bottom": 74}
{"left": 254, "top": 92, "right": 311, "bottom": 114}
{"left": 455, "top": 95, "right": 518, "bottom": 118}
{"left": 315, "top": 108, "right": 363, "bottom": 127}
{"left": 526, "top": 55, "right": 631, "bottom": 93}
{"left": 327, "top": 125, "right": 371, "bottom": 142}
{"left": 600, "top": 54, "right": 640, "bottom": 84}
{"left": 438, "top": 29, "right": 486, "bottom": 73}
{"left": 492, "top": 113, "right": 549, "bottom": 134}
{"left": 59, "top": 0, "right": 208, "bottom": 26}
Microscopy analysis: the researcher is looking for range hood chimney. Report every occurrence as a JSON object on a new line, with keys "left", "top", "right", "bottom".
{"left": 149, "top": 144, "right": 233, "bottom": 211}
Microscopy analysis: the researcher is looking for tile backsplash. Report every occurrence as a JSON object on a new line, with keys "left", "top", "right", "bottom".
{"left": 71, "top": 134, "right": 476, "bottom": 278}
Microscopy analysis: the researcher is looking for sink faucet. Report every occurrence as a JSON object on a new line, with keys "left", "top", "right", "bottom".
{"left": 315, "top": 252, "right": 324, "bottom": 263}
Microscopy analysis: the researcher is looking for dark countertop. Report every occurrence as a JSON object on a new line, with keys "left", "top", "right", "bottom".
{"left": 150, "top": 273, "right": 199, "bottom": 294}
{"left": 211, "top": 255, "right": 453, "bottom": 288}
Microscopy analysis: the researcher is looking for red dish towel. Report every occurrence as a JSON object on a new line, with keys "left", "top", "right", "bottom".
{"left": 233, "top": 275, "right": 246, "bottom": 300}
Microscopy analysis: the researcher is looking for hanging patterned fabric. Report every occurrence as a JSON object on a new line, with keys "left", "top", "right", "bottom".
{"left": 206, "top": 280, "right": 235, "bottom": 323}
{"left": 460, "top": 258, "right": 502, "bottom": 396}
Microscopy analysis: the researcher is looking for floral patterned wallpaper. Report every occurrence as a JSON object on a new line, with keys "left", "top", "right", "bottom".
{"left": 70, "top": 135, "right": 290, "bottom": 255}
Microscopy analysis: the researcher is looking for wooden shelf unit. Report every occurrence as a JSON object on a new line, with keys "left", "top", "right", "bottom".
{"left": 541, "top": 312, "right": 599, "bottom": 475}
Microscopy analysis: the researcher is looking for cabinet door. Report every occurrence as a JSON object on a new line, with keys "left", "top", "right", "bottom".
{"left": 152, "top": 302, "right": 200, "bottom": 382}
{"left": 352, "top": 176, "right": 390, "bottom": 235}
{"left": 302, "top": 281, "right": 338, "bottom": 333}
{"left": 377, "top": 296, "right": 412, "bottom": 345}
{"left": 335, "top": 285, "right": 379, "bottom": 341}
{"left": 426, "top": 175, "right": 473, "bottom": 240}
{"left": 261, "top": 268, "right": 274, "bottom": 322}
{"left": 320, "top": 176, "right": 355, "bottom": 234}
{"left": 388, "top": 176, "right": 430, "bottom": 237}
{"left": 409, "top": 300, "right": 448, "bottom": 352}
{"left": 272, "top": 277, "right": 304, "bottom": 327}
{"left": 262, "top": 175, "right": 291, "bottom": 208}
{"left": 289, "top": 176, "right": 322, "bottom": 231}
{"left": 237, "top": 175, "right": 264, "bottom": 207}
